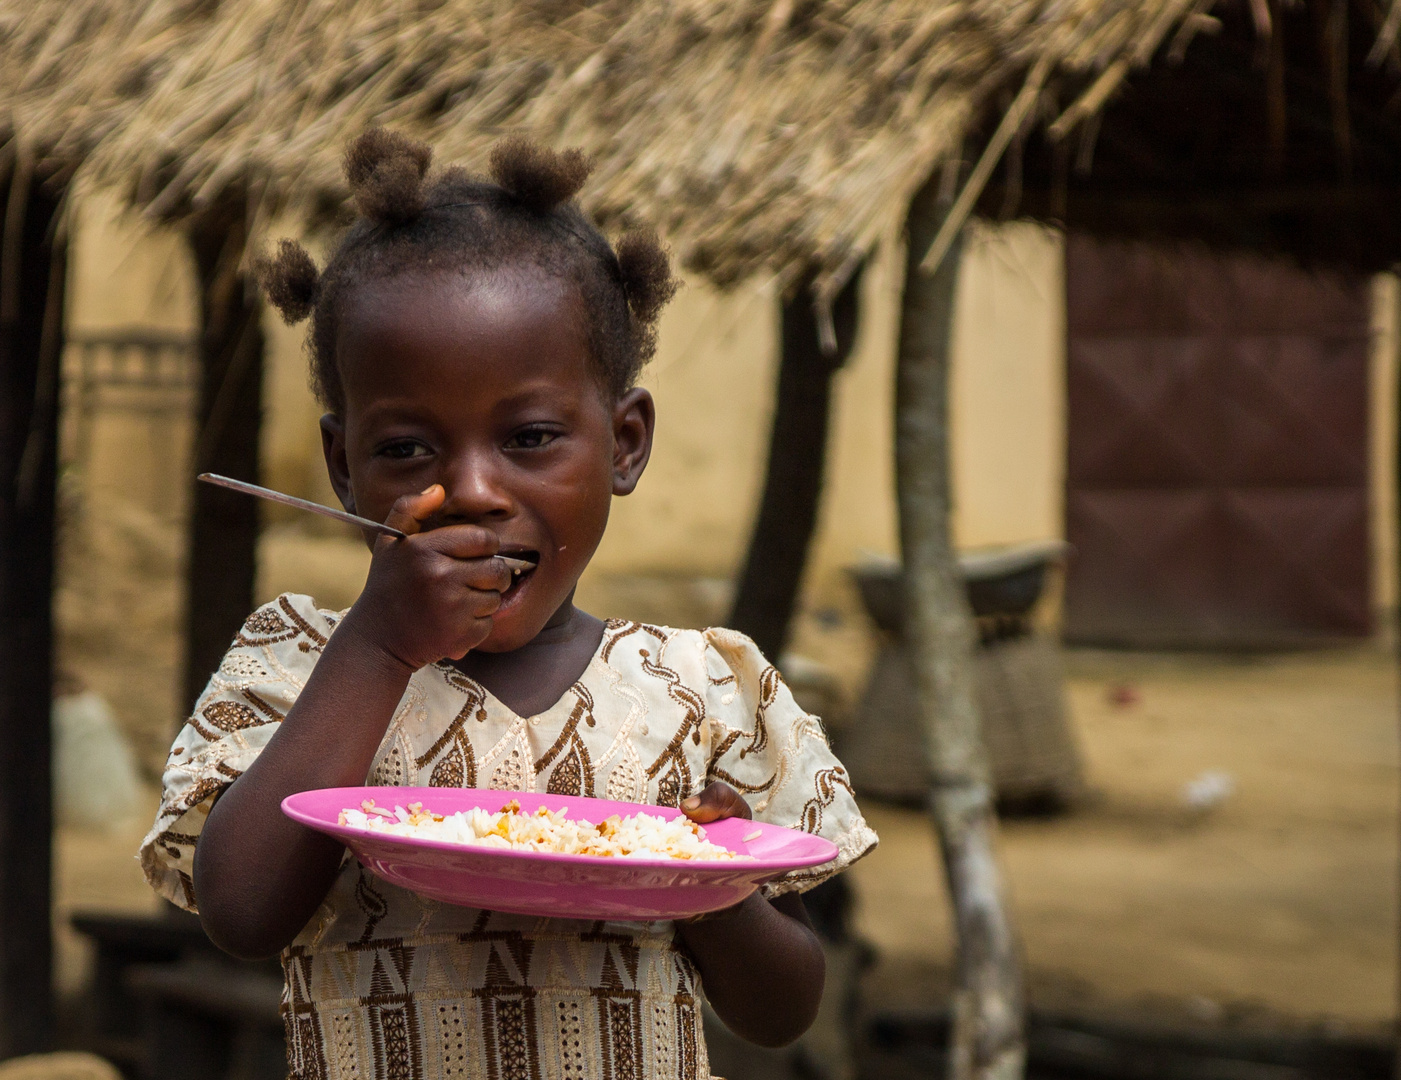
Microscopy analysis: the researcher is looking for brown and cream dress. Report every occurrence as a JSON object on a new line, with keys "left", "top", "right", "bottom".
{"left": 140, "top": 593, "right": 878, "bottom": 1080}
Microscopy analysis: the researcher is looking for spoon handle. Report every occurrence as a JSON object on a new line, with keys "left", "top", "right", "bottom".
{"left": 195, "top": 473, "right": 536, "bottom": 572}
{"left": 199, "top": 473, "right": 407, "bottom": 537}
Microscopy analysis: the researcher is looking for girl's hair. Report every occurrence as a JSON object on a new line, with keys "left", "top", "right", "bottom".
{"left": 255, "top": 129, "right": 678, "bottom": 412}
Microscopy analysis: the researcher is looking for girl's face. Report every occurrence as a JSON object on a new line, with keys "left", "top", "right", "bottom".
{"left": 322, "top": 268, "right": 654, "bottom": 652}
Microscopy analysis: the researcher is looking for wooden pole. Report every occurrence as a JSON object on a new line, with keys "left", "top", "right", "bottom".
{"left": 181, "top": 201, "right": 264, "bottom": 716}
{"left": 1392, "top": 273, "right": 1401, "bottom": 1080}
{"left": 726, "top": 269, "right": 864, "bottom": 1079}
{"left": 728, "top": 269, "right": 861, "bottom": 661}
{"left": 895, "top": 178, "right": 1025, "bottom": 1080}
{"left": 0, "top": 152, "right": 66, "bottom": 1059}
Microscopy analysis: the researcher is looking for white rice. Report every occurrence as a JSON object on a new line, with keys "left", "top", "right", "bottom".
{"left": 337, "top": 799, "right": 750, "bottom": 861}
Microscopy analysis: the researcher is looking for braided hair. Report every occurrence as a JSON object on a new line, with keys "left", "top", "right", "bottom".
{"left": 256, "top": 129, "right": 678, "bottom": 413}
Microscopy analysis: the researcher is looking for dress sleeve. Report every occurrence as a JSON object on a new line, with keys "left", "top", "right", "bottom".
{"left": 138, "top": 594, "right": 336, "bottom": 911}
{"left": 702, "top": 628, "right": 878, "bottom": 896}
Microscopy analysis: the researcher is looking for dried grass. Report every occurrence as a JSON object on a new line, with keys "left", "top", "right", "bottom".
{"left": 0, "top": 0, "right": 1272, "bottom": 288}
{"left": 0, "top": 1, "right": 212, "bottom": 180}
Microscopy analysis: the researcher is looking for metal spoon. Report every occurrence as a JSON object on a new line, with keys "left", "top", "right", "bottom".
{"left": 196, "top": 473, "right": 537, "bottom": 574}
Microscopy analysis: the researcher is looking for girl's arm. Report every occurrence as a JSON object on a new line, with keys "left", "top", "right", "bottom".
{"left": 676, "top": 783, "right": 827, "bottom": 1047}
{"left": 193, "top": 488, "right": 510, "bottom": 960}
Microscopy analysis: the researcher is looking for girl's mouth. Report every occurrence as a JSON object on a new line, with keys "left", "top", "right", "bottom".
{"left": 498, "top": 550, "right": 540, "bottom": 600}
{"left": 499, "top": 549, "right": 540, "bottom": 574}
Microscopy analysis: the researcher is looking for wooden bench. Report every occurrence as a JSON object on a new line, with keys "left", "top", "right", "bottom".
{"left": 69, "top": 911, "right": 284, "bottom": 1080}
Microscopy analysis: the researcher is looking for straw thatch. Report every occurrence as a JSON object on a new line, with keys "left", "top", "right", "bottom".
{"left": 0, "top": 1, "right": 211, "bottom": 184}
{"left": 3, "top": 1, "right": 1277, "bottom": 291}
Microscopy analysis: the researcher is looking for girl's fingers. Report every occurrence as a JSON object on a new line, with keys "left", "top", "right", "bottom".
{"left": 382, "top": 484, "right": 447, "bottom": 537}
{"left": 422, "top": 523, "right": 503, "bottom": 561}
{"left": 680, "top": 781, "right": 753, "bottom": 823}
{"left": 422, "top": 527, "right": 511, "bottom": 592}
{"left": 443, "top": 557, "right": 513, "bottom": 598}
{"left": 442, "top": 615, "right": 499, "bottom": 661}
{"left": 473, "top": 558, "right": 514, "bottom": 595}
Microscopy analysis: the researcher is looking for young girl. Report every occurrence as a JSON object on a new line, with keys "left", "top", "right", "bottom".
{"left": 140, "top": 130, "right": 878, "bottom": 1080}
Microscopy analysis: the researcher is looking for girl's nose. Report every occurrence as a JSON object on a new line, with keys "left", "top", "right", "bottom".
{"left": 437, "top": 454, "right": 513, "bottom": 521}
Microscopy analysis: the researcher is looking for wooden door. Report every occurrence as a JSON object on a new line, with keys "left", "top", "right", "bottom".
{"left": 1064, "top": 235, "right": 1372, "bottom": 647}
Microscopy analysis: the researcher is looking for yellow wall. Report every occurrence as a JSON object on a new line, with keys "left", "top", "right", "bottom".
{"left": 585, "top": 222, "right": 1066, "bottom": 602}
{"left": 949, "top": 222, "right": 1066, "bottom": 551}
{"left": 591, "top": 277, "right": 781, "bottom": 577}
{"left": 65, "top": 188, "right": 198, "bottom": 515}
{"left": 58, "top": 189, "right": 199, "bottom": 770}
{"left": 68, "top": 189, "right": 197, "bottom": 334}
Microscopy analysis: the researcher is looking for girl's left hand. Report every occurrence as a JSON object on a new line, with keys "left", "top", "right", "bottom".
{"left": 673, "top": 778, "right": 824, "bottom": 1046}
{"left": 680, "top": 781, "right": 751, "bottom": 823}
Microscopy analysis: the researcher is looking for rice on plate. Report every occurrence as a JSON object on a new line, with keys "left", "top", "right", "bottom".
{"left": 338, "top": 799, "right": 753, "bottom": 861}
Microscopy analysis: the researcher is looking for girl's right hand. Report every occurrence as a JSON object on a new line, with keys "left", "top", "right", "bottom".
{"left": 343, "top": 484, "right": 513, "bottom": 671}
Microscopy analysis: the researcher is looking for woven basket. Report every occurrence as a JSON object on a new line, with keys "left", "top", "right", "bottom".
{"left": 838, "top": 632, "right": 1083, "bottom": 809}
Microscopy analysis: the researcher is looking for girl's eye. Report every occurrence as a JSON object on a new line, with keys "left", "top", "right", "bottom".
{"left": 506, "top": 427, "right": 559, "bottom": 450}
{"left": 378, "top": 440, "right": 431, "bottom": 460}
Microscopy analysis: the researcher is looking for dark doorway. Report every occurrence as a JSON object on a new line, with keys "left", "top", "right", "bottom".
{"left": 1064, "top": 234, "right": 1372, "bottom": 648}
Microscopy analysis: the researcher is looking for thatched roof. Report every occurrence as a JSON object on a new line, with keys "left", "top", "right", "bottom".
{"left": 4, "top": 1, "right": 1275, "bottom": 292}
{"left": 0, "top": 1, "right": 207, "bottom": 181}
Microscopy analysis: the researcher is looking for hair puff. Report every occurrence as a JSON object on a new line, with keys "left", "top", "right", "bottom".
{"left": 278, "top": 128, "right": 680, "bottom": 411}
{"left": 344, "top": 128, "right": 433, "bottom": 225}
{"left": 489, "top": 137, "right": 592, "bottom": 213}
{"left": 615, "top": 230, "right": 679, "bottom": 325}
{"left": 254, "top": 239, "right": 320, "bottom": 324}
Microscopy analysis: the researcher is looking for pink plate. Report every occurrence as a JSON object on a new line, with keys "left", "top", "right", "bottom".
{"left": 282, "top": 787, "right": 838, "bottom": 920}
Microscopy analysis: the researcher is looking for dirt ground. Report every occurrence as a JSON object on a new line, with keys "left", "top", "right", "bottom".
{"left": 53, "top": 641, "right": 1399, "bottom": 1040}
{"left": 850, "top": 643, "right": 1399, "bottom": 1035}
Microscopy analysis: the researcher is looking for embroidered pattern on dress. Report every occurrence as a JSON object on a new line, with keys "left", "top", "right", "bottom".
{"left": 238, "top": 607, "right": 294, "bottom": 643}
{"left": 476, "top": 943, "right": 542, "bottom": 1080}
{"left": 593, "top": 651, "right": 648, "bottom": 777}
{"left": 278, "top": 593, "right": 330, "bottom": 647}
{"left": 599, "top": 619, "right": 655, "bottom": 663}
{"left": 429, "top": 739, "right": 475, "bottom": 788}
{"left": 589, "top": 943, "right": 644, "bottom": 1080}
{"left": 219, "top": 652, "right": 270, "bottom": 681}
{"left": 436, "top": 1001, "right": 469, "bottom": 1077}
{"left": 283, "top": 950, "right": 330, "bottom": 1080}
{"left": 416, "top": 683, "right": 486, "bottom": 789}
{"left": 483, "top": 724, "right": 535, "bottom": 792}
{"left": 799, "top": 765, "right": 857, "bottom": 834}
{"left": 534, "top": 687, "right": 596, "bottom": 797}
{"left": 636, "top": 629, "right": 705, "bottom": 808}
{"left": 355, "top": 868, "right": 391, "bottom": 943}
{"left": 605, "top": 741, "right": 646, "bottom": 803}
{"left": 556, "top": 998, "right": 589, "bottom": 1078}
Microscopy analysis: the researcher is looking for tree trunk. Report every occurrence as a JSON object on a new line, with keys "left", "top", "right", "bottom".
{"left": 0, "top": 151, "right": 65, "bottom": 1058}
{"left": 895, "top": 180, "right": 1025, "bottom": 1079}
{"left": 182, "top": 201, "right": 265, "bottom": 715}
{"left": 728, "top": 270, "right": 861, "bottom": 661}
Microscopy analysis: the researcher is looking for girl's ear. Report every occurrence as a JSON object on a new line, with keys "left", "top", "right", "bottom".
{"left": 611, "top": 387, "right": 654, "bottom": 496}
{"left": 320, "top": 413, "right": 357, "bottom": 514}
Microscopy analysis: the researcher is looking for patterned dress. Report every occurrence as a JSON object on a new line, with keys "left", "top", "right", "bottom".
{"left": 140, "top": 594, "right": 878, "bottom": 1080}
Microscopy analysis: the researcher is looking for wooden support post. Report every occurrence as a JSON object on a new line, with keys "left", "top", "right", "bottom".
{"left": 728, "top": 269, "right": 861, "bottom": 661}
{"left": 725, "top": 269, "right": 864, "bottom": 1080}
{"left": 182, "top": 202, "right": 264, "bottom": 716}
{"left": 0, "top": 153, "right": 66, "bottom": 1059}
{"left": 1392, "top": 276, "right": 1401, "bottom": 1080}
{"left": 895, "top": 178, "right": 1025, "bottom": 1080}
